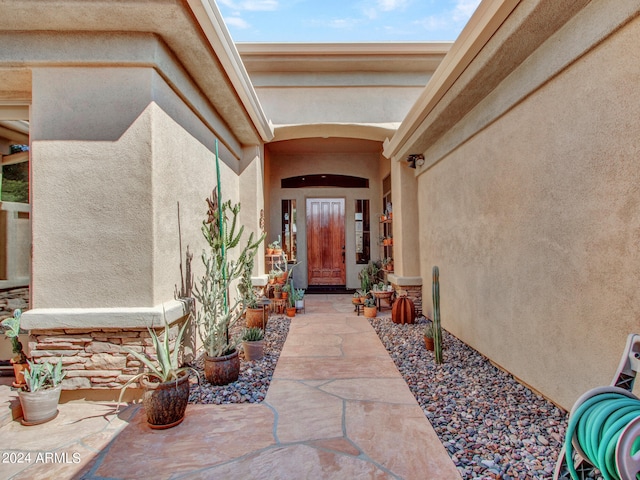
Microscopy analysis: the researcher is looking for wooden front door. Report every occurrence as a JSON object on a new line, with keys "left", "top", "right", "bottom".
{"left": 307, "top": 198, "right": 345, "bottom": 285}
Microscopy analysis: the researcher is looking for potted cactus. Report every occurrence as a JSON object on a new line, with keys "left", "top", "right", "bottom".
{"left": 239, "top": 256, "right": 266, "bottom": 330}
{"left": 19, "top": 358, "right": 66, "bottom": 426}
{"left": 1, "top": 309, "right": 29, "bottom": 388}
{"left": 294, "top": 288, "right": 305, "bottom": 311}
{"left": 363, "top": 297, "right": 377, "bottom": 318}
{"left": 194, "top": 189, "right": 264, "bottom": 386}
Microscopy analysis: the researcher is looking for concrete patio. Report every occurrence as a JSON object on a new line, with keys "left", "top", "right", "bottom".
{"left": 0, "top": 294, "right": 459, "bottom": 479}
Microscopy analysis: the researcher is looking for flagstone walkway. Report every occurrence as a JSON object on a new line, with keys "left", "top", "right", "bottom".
{"left": 0, "top": 294, "right": 460, "bottom": 479}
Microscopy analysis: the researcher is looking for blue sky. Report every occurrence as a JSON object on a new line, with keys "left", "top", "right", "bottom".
{"left": 216, "top": 0, "right": 482, "bottom": 42}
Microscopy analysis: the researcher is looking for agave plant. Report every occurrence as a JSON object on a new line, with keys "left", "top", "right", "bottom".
{"left": 22, "top": 358, "right": 66, "bottom": 393}
{"left": 242, "top": 327, "right": 264, "bottom": 342}
{"left": 118, "top": 318, "right": 195, "bottom": 405}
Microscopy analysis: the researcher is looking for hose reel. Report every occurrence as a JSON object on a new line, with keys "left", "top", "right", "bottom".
{"left": 555, "top": 334, "right": 640, "bottom": 480}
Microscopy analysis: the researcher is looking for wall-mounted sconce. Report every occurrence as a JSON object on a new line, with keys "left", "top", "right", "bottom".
{"left": 406, "top": 154, "right": 425, "bottom": 169}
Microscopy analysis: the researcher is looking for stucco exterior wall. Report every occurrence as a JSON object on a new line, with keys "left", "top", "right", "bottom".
{"left": 255, "top": 85, "right": 426, "bottom": 126}
{"left": 29, "top": 66, "right": 242, "bottom": 313}
{"left": 267, "top": 145, "right": 384, "bottom": 289}
{"left": 417, "top": 13, "right": 640, "bottom": 409}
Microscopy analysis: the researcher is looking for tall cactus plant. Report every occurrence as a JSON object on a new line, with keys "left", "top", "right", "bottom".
{"left": 432, "top": 266, "right": 443, "bottom": 364}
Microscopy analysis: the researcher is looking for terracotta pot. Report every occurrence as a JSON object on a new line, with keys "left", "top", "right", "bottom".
{"left": 11, "top": 361, "right": 28, "bottom": 388}
{"left": 273, "top": 248, "right": 282, "bottom": 256}
{"left": 363, "top": 306, "right": 377, "bottom": 318}
{"left": 352, "top": 298, "right": 361, "bottom": 305}
{"left": 243, "top": 340, "right": 265, "bottom": 361}
{"left": 285, "top": 307, "right": 296, "bottom": 317}
{"left": 266, "top": 248, "right": 274, "bottom": 255}
{"left": 141, "top": 373, "right": 190, "bottom": 429}
{"left": 246, "top": 308, "right": 266, "bottom": 329}
{"left": 19, "top": 384, "right": 62, "bottom": 426}
{"left": 424, "top": 336, "right": 434, "bottom": 351}
{"left": 204, "top": 350, "right": 240, "bottom": 386}
{"left": 281, "top": 292, "right": 288, "bottom": 300}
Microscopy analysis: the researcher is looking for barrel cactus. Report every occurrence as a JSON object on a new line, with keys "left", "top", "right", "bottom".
{"left": 392, "top": 294, "right": 416, "bottom": 324}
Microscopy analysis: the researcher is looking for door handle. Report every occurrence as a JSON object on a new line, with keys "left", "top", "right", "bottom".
{"left": 342, "top": 246, "right": 345, "bottom": 263}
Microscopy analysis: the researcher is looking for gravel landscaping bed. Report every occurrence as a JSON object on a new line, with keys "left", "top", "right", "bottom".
{"left": 369, "top": 315, "right": 569, "bottom": 480}
{"left": 185, "top": 307, "right": 572, "bottom": 480}
{"left": 188, "top": 314, "right": 290, "bottom": 404}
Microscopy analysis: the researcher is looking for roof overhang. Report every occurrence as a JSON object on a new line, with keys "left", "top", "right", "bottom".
{"left": 383, "top": 0, "right": 598, "bottom": 163}
{"left": 0, "top": 0, "right": 274, "bottom": 148}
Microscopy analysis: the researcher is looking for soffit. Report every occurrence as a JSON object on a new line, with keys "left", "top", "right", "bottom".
{"left": 266, "top": 137, "right": 382, "bottom": 156}
{"left": 237, "top": 42, "right": 452, "bottom": 74}
{"left": 0, "top": 0, "right": 272, "bottom": 146}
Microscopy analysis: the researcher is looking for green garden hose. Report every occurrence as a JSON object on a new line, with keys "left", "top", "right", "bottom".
{"left": 565, "top": 389, "right": 640, "bottom": 480}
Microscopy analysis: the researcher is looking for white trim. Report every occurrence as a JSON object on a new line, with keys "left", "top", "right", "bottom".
{"left": 186, "top": 0, "right": 274, "bottom": 143}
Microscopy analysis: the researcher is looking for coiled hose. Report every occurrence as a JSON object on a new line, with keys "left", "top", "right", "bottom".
{"left": 565, "top": 390, "right": 640, "bottom": 480}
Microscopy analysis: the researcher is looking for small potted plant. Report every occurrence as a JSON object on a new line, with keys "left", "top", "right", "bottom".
{"left": 240, "top": 257, "right": 266, "bottom": 329}
{"left": 1, "top": 309, "right": 29, "bottom": 388}
{"left": 294, "top": 288, "right": 305, "bottom": 311}
{"left": 285, "top": 289, "right": 296, "bottom": 317}
{"left": 118, "top": 319, "right": 195, "bottom": 429}
{"left": 281, "top": 282, "right": 291, "bottom": 301}
{"left": 19, "top": 357, "right": 66, "bottom": 425}
{"left": 273, "top": 283, "right": 282, "bottom": 299}
{"left": 242, "top": 327, "right": 265, "bottom": 361}
{"left": 352, "top": 291, "right": 362, "bottom": 305}
{"left": 424, "top": 324, "right": 435, "bottom": 351}
{"left": 363, "top": 297, "right": 377, "bottom": 318}
{"left": 268, "top": 236, "right": 282, "bottom": 256}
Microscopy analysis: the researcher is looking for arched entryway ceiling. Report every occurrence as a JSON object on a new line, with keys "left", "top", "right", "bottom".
{"left": 265, "top": 136, "right": 383, "bottom": 156}
{"left": 273, "top": 123, "right": 398, "bottom": 145}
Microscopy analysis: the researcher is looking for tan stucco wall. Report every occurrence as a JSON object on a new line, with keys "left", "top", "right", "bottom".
{"left": 267, "top": 141, "right": 385, "bottom": 289}
{"left": 417, "top": 11, "right": 640, "bottom": 409}
{"left": 27, "top": 66, "right": 245, "bottom": 320}
{"left": 255, "top": 85, "right": 426, "bottom": 126}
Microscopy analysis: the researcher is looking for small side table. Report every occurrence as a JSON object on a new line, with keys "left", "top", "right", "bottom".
{"left": 373, "top": 291, "right": 394, "bottom": 311}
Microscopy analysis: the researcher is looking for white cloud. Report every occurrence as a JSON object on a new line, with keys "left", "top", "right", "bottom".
{"left": 414, "top": 0, "right": 480, "bottom": 36}
{"left": 225, "top": 16, "right": 251, "bottom": 29}
{"left": 362, "top": 0, "right": 411, "bottom": 20}
{"left": 452, "top": 0, "right": 481, "bottom": 22}
{"left": 217, "top": 0, "right": 279, "bottom": 11}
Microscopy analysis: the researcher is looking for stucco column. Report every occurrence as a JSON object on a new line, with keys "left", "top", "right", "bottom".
{"left": 388, "top": 156, "right": 423, "bottom": 312}
{"left": 239, "top": 145, "right": 267, "bottom": 282}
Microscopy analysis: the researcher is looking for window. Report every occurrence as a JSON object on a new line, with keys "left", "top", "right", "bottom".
{"left": 281, "top": 199, "right": 297, "bottom": 262}
{"left": 355, "top": 199, "right": 370, "bottom": 264}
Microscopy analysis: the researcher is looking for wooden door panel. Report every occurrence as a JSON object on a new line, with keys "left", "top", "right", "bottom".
{"left": 307, "top": 198, "right": 345, "bottom": 285}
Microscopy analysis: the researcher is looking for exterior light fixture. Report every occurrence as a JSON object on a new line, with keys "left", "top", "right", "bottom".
{"left": 406, "top": 154, "right": 425, "bottom": 169}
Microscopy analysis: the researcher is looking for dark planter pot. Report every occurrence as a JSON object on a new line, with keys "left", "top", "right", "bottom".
{"left": 141, "top": 373, "right": 190, "bottom": 429}
{"left": 246, "top": 308, "right": 266, "bottom": 329}
{"left": 204, "top": 350, "right": 240, "bottom": 386}
{"left": 19, "top": 384, "right": 62, "bottom": 426}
